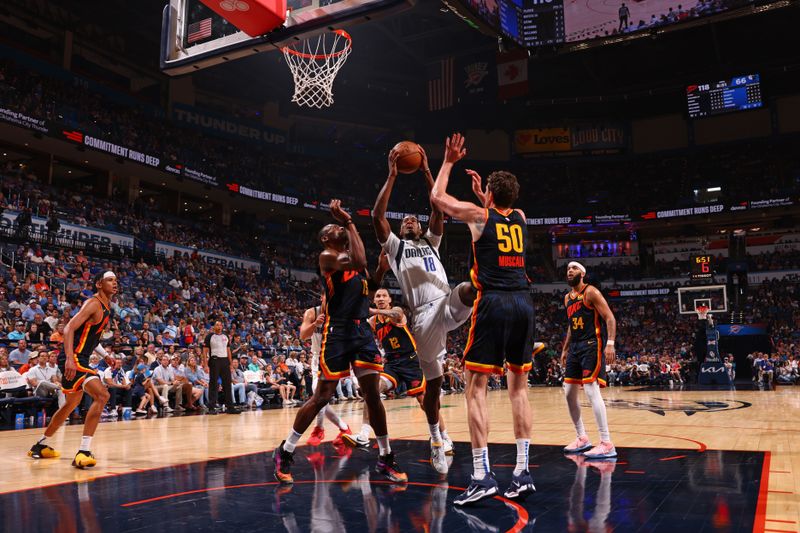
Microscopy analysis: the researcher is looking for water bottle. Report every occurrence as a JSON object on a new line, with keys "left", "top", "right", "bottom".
{"left": 15, "top": 413, "right": 24, "bottom": 430}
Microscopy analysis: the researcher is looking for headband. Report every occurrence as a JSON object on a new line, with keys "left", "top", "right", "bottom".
{"left": 567, "top": 261, "right": 586, "bottom": 275}
{"left": 102, "top": 271, "right": 116, "bottom": 280}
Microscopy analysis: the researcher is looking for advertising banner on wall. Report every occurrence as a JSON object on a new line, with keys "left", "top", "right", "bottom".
{"left": 514, "top": 128, "right": 572, "bottom": 154}
{"left": 514, "top": 124, "right": 627, "bottom": 155}
{"left": 570, "top": 124, "right": 627, "bottom": 152}
{"left": 172, "top": 104, "right": 287, "bottom": 150}
{"left": 155, "top": 241, "right": 261, "bottom": 271}
{"left": 1, "top": 210, "right": 134, "bottom": 249}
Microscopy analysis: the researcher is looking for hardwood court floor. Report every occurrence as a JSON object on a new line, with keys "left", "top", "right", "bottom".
{"left": 0, "top": 386, "right": 798, "bottom": 531}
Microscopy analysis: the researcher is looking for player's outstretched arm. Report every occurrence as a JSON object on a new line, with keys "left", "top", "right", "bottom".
{"left": 299, "top": 307, "right": 323, "bottom": 341}
{"left": 371, "top": 249, "right": 390, "bottom": 288}
{"left": 373, "top": 150, "right": 399, "bottom": 244}
{"left": 320, "top": 199, "right": 368, "bottom": 274}
{"left": 431, "top": 133, "right": 486, "bottom": 235}
{"left": 419, "top": 146, "right": 444, "bottom": 237}
{"left": 466, "top": 168, "right": 488, "bottom": 208}
{"left": 369, "top": 306, "right": 406, "bottom": 324}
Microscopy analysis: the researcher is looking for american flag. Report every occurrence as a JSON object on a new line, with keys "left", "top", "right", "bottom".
{"left": 187, "top": 17, "right": 213, "bottom": 44}
{"left": 428, "top": 57, "right": 455, "bottom": 111}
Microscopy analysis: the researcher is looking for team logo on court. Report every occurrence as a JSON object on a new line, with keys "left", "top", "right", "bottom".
{"left": 464, "top": 62, "right": 489, "bottom": 87}
{"left": 599, "top": 397, "right": 752, "bottom": 416}
{"left": 220, "top": 0, "right": 249, "bottom": 12}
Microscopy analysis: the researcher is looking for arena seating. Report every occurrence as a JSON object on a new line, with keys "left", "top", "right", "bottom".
{"left": 2, "top": 57, "right": 799, "bottom": 218}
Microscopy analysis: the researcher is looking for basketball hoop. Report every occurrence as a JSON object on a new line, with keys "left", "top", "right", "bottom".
{"left": 281, "top": 29, "right": 352, "bottom": 109}
{"left": 696, "top": 305, "right": 709, "bottom": 321}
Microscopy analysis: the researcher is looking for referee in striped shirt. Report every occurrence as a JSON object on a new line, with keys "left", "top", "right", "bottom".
{"left": 203, "top": 321, "right": 240, "bottom": 414}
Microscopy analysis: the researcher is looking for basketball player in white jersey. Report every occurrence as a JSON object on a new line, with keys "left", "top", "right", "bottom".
{"left": 371, "top": 147, "right": 474, "bottom": 473}
{"left": 298, "top": 294, "right": 352, "bottom": 447}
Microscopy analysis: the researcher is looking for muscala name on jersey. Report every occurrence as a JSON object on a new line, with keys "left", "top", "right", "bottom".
{"left": 498, "top": 255, "right": 525, "bottom": 267}
{"left": 404, "top": 246, "right": 435, "bottom": 259}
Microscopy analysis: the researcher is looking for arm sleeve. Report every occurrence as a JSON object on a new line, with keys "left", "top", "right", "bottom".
{"left": 380, "top": 231, "right": 401, "bottom": 260}
{"left": 424, "top": 229, "right": 442, "bottom": 249}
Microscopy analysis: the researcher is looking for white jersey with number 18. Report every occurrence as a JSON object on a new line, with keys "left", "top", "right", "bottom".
{"left": 381, "top": 230, "right": 450, "bottom": 311}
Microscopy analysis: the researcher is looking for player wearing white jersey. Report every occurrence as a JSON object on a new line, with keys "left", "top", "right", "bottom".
{"left": 371, "top": 147, "right": 475, "bottom": 473}
{"left": 298, "top": 295, "right": 351, "bottom": 447}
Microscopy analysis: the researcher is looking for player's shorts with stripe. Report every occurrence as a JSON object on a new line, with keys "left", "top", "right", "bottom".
{"left": 564, "top": 339, "right": 608, "bottom": 387}
{"left": 381, "top": 354, "right": 426, "bottom": 397}
{"left": 411, "top": 289, "right": 472, "bottom": 380}
{"left": 58, "top": 350, "right": 99, "bottom": 393}
{"left": 463, "top": 290, "right": 535, "bottom": 375}
{"left": 319, "top": 319, "right": 382, "bottom": 380}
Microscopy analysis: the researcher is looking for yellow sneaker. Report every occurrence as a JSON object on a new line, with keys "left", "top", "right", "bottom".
{"left": 72, "top": 451, "right": 97, "bottom": 469}
{"left": 28, "top": 443, "right": 60, "bottom": 459}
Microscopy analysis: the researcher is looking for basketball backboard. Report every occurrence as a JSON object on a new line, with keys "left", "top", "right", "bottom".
{"left": 161, "top": 0, "right": 415, "bottom": 76}
{"left": 677, "top": 285, "right": 728, "bottom": 315}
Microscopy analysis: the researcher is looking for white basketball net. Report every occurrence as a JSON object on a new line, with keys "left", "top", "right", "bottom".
{"left": 696, "top": 306, "right": 709, "bottom": 320}
{"left": 282, "top": 30, "right": 352, "bottom": 109}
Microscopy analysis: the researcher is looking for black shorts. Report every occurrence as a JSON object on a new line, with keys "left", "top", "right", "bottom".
{"left": 463, "top": 290, "right": 535, "bottom": 375}
{"left": 381, "top": 353, "right": 426, "bottom": 397}
{"left": 58, "top": 351, "right": 99, "bottom": 393}
{"left": 319, "top": 319, "right": 382, "bottom": 380}
{"left": 564, "top": 339, "right": 608, "bottom": 387}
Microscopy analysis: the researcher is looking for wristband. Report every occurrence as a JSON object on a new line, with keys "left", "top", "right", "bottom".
{"left": 344, "top": 219, "right": 354, "bottom": 226}
{"left": 607, "top": 340, "right": 615, "bottom": 346}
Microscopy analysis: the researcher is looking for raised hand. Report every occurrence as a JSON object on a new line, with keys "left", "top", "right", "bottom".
{"left": 444, "top": 133, "right": 467, "bottom": 164}
{"left": 466, "top": 168, "right": 487, "bottom": 207}
{"left": 418, "top": 144, "right": 430, "bottom": 174}
{"left": 387, "top": 149, "right": 399, "bottom": 178}
{"left": 329, "top": 199, "right": 351, "bottom": 224}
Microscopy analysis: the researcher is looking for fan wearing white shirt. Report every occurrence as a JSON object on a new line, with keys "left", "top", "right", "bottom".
{"left": 370, "top": 146, "right": 475, "bottom": 471}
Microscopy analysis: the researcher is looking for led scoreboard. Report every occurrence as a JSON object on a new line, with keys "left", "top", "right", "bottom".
{"left": 691, "top": 255, "right": 714, "bottom": 281}
{"left": 499, "top": 0, "right": 565, "bottom": 47}
{"left": 687, "top": 74, "right": 763, "bottom": 119}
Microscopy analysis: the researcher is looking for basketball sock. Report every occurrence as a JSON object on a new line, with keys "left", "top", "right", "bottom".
{"left": 284, "top": 429, "right": 303, "bottom": 453}
{"left": 565, "top": 383, "right": 586, "bottom": 437}
{"left": 429, "top": 423, "right": 442, "bottom": 445}
{"left": 441, "top": 429, "right": 450, "bottom": 442}
{"left": 323, "top": 405, "right": 348, "bottom": 431}
{"left": 514, "top": 439, "right": 530, "bottom": 476}
{"left": 376, "top": 435, "right": 391, "bottom": 456}
{"left": 315, "top": 407, "right": 326, "bottom": 429}
{"left": 38, "top": 435, "right": 48, "bottom": 445}
{"left": 79, "top": 436, "right": 92, "bottom": 451}
{"left": 584, "top": 381, "right": 611, "bottom": 442}
{"left": 359, "top": 424, "right": 372, "bottom": 441}
{"left": 472, "top": 447, "right": 489, "bottom": 480}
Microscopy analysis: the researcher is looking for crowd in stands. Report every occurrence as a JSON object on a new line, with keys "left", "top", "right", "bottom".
{"left": 3, "top": 55, "right": 800, "bottom": 221}
{"left": 2, "top": 242, "right": 800, "bottom": 426}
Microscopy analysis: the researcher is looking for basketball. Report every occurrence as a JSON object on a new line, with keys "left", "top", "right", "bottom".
{"left": 392, "top": 141, "right": 423, "bottom": 174}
